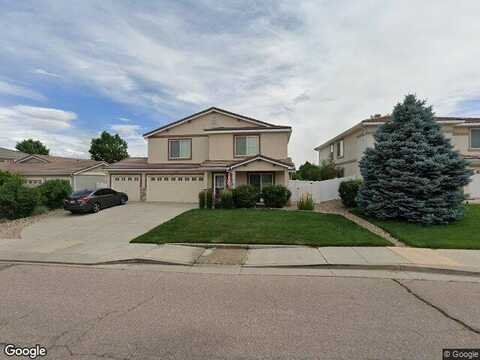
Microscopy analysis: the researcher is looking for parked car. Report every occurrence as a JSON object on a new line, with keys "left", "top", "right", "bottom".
{"left": 64, "top": 188, "right": 128, "bottom": 214}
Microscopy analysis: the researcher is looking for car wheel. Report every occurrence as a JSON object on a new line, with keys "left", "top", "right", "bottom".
{"left": 92, "top": 202, "right": 101, "bottom": 213}
{"left": 120, "top": 196, "right": 127, "bottom": 205}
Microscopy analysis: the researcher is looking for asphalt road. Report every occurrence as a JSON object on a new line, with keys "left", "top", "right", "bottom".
{"left": 0, "top": 264, "right": 478, "bottom": 360}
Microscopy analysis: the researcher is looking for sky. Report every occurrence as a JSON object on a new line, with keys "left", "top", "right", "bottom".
{"left": 1, "top": 0, "right": 480, "bottom": 165}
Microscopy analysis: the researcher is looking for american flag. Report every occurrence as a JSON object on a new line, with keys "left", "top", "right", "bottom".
{"left": 226, "top": 172, "right": 232, "bottom": 188}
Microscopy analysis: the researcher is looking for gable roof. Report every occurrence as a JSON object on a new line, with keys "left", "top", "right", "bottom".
{"left": 0, "top": 155, "right": 108, "bottom": 176}
{"left": 15, "top": 154, "right": 51, "bottom": 164}
{"left": 143, "top": 107, "right": 282, "bottom": 138}
{"left": 229, "top": 154, "right": 295, "bottom": 170}
{"left": 0, "top": 147, "right": 27, "bottom": 160}
{"left": 315, "top": 115, "right": 480, "bottom": 151}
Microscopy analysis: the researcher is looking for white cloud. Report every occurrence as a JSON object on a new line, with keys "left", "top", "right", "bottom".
{"left": 111, "top": 124, "right": 146, "bottom": 157}
{"left": 0, "top": 80, "right": 46, "bottom": 101}
{"left": 0, "top": 104, "right": 88, "bottom": 158}
{"left": 34, "top": 68, "right": 61, "bottom": 78}
{"left": 2, "top": 1, "right": 480, "bottom": 164}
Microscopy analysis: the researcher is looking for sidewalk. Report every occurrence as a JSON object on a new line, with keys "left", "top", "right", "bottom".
{"left": 0, "top": 243, "right": 479, "bottom": 275}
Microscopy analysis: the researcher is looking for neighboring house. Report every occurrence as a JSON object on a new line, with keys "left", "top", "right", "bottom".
{"left": 315, "top": 115, "right": 480, "bottom": 197}
{"left": 108, "top": 107, "right": 294, "bottom": 202}
{"left": 0, "top": 147, "right": 27, "bottom": 163}
{"left": 0, "top": 154, "right": 109, "bottom": 191}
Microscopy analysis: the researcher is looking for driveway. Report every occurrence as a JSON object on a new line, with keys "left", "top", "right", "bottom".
{"left": 0, "top": 202, "right": 195, "bottom": 264}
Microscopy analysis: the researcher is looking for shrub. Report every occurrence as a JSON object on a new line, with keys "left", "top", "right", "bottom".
{"left": 261, "top": 185, "right": 291, "bottom": 208}
{"left": 198, "top": 190, "right": 206, "bottom": 209}
{"left": 0, "top": 170, "right": 17, "bottom": 186}
{"left": 219, "top": 189, "right": 234, "bottom": 209}
{"left": 32, "top": 205, "right": 49, "bottom": 216}
{"left": 233, "top": 185, "right": 258, "bottom": 208}
{"left": 339, "top": 179, "right": 363, "bottom": 208}
{"left": 0, "top": 175, "right": 40, "bottom": 219}
{"left": 205, "top": 188, "right": 213, "bottom": 209}
{"left": 297, "top": 193, "right": 314, "bottom": 210}
{"left": 37, "top": 180, "right": 72, "bottom": 209}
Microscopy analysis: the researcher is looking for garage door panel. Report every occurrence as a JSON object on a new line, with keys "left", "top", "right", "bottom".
{"left": 111, "top": 174, "right": 141, "bottom": 201}
{"left": 147, "top": 174, "right": 204, "bottom": 202}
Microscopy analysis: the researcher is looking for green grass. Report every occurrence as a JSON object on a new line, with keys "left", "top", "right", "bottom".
{"left": 132, "top": 209, "right": 391, "bottom": 246}
{"left": 353, "top": 204, "right": 480, "bottom": 249}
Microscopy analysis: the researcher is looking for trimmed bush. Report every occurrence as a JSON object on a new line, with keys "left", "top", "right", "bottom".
{"left": 205, "top": 188, "right": 213, "bottom": 209}
{"left": 37, "top": 180, "right": 72, "bottom": 209}
{"left": 198, "top": 190, "right": 206, "bottom": 209}
{"left": 0, "top": 175, "right": 40, "bottom": 219}
{"left": 339, "top": 179, "right": 363, "bottom": 208}
{"left": 233, "top": 185, "right": 258, "bottom": 208}
{"left": 297, "top": 193, "right": 314, "bottom": 210}
{"left": 261, "top": 185, "right": 291, "bottom": 208}
{"left": 219, "top": 189, "right": 234, "bottom": 209}
{"left": 32, "top": 205, "right": 49, "bottom": 216}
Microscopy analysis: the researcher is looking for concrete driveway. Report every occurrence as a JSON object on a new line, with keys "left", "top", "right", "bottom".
{"left": 0, "top": 202, "right": 196, "bottom": 264}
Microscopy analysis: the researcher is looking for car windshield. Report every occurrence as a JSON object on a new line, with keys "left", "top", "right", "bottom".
{"left": 71, "top": 189, "right": 93, "bottom": 197}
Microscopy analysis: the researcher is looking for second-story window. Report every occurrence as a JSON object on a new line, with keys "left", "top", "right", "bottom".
{"left": 235, "top": 135, "right": 259, "bottom": 157}
{"left": 169, "top": 139, "right": 191, "bottom": 159}
{"left": 329, "top": 144, "right": 334, "bottom": 159}
{"left": 471, "top": 129, "right": 480, "bottom": 149}
{"left": 337, "top": 139, "right": 344, "bottom": 158}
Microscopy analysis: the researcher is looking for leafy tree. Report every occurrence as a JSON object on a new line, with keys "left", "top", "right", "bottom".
{"left": 319, "top": 159, "right": 341, "bottom": 180}
{"left": 295, "top": 161, "right": 321, "bottom": 180}
{"left": 357, "top": 94, "right": 472, "bottom": 224}
{"left": 15, "top": 139, "right": 49, "bottom": 155}
{"left": 295, "top": 160, "right": 339, "bottom": 181}
{"left": 89, "top": 131, "right": 129, "bottom": 163}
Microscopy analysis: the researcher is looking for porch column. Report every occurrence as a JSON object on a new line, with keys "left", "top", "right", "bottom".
{"left": 231, "top": 171, "right": 236, "bottom": 188}
{"left": 203, "top": 171, "right": 209, "bottom": 191}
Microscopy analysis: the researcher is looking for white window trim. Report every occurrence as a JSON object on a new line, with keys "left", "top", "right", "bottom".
{"left": 337, "top": 139, "right": 344, "bottom": 158}
{"left": 168, "top": 138, "right": 192, "bottom": 160}
{"left": 234, "top": 135, "right": 260, "bottom": 157}
{"left": 247, "top": 172, "right": 274, "bottom": 191}
{"left": 470, "top": 128, "right": 480, "bottom": 149}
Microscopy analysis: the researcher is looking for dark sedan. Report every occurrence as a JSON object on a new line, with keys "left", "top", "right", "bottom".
{"left": 64, "top": 188, "right": 128, "bottom": 214}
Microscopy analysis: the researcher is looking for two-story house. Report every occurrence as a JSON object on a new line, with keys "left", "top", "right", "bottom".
{"left": 315, "top": 115, "right": 480, "bottom": 197}
{"left": 108, "top": 107, "right": 295, "bottom": 202}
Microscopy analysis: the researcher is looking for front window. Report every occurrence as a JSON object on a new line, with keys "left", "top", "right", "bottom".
{"left": 248, "top": 173, "right": 273, "bottom": 191}
{"left": 235, "top": 135, "right": 259, "bottom": 157}
{"left": 471, "top": 129, "right": 480, "bottom": 149}
{"left": 337, "top": 139, "right": 344, "bottom": 158}
{"left": 169, "top": 139, "right": 191, "bottom": 159}
{"left": 329, "top": 144, "right": 334, "bottom": 159}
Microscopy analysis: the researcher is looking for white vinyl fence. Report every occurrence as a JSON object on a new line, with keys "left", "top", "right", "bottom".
{"left": 288, "top": 176, "right": 356, "bottom": 204}
{"left": 466, "top": 173, "right": 480, "bottom": 199}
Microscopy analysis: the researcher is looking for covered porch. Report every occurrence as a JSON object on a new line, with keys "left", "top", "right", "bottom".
{"left": 207, "top": 155, "right": 294, "bottom": 197}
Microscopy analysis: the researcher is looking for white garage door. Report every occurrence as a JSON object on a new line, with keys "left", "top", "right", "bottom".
{"left": 111, "top": 174, "right": 141, "bottom": 201}
{"left": 146, "top": 174, "right": 204, "bottom": 202}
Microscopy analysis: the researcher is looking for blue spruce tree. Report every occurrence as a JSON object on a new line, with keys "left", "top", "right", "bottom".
{"left": 357, "top": 94, "right": 472, "bottom": 224}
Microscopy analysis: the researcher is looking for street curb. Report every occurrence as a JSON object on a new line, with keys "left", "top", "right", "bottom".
{"left": 0, "top": 259, "right": 479, "bottom": 277}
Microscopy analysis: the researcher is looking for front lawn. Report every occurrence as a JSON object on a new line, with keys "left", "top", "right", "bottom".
{"left": 353, "top": 204, "right": 480, "bottom": 249}
{"left": 132, "top": 209, "right": 391, "bottom": 246}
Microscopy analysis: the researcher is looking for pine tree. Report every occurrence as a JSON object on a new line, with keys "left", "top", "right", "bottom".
{"left": 357, "top": 94, "right": 473, "bottom": 224}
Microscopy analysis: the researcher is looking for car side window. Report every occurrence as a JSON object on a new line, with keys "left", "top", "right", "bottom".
{"left": 106, "top": 189, "right": 116, "bottom": 195}
{"left": 95, "top": 189, "right": 107, "bottom": 196}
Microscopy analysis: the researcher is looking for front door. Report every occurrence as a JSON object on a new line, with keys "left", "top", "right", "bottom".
{"left": 214, "top": 174, "right": 226, "bottom": 204}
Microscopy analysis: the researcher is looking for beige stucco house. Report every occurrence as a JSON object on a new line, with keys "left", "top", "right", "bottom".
{"left": 108, "top": 107, "right": 294, "bottom": 202}
{"left": 315, "top": 115, "right": 480, "bottom": 197}
{"left": 0, "top": 154, "right": 108, "bottom": 191}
